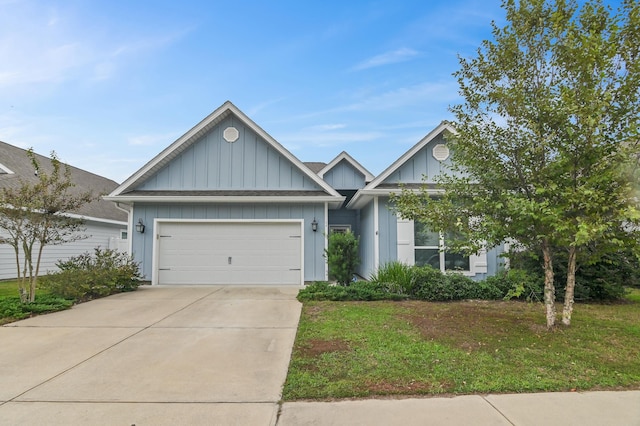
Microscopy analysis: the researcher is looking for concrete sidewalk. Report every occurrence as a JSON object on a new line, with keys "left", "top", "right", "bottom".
{"left": 278, "top": 391, "right": 640, "bottom": 425}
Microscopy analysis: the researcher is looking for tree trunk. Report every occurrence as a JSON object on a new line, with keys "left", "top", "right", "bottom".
{"left": 562, "top": 246, "right": 577, "bottom": 326}
{"left": 542, "top": 241, "right": 556, "bottom": 329}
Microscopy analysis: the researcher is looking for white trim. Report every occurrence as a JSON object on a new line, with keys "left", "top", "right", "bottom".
{"left": 318, "top": 151, "right": 375, "bottom": 182}
{"left": 347, "top": 188, "right": 444, "bottom": 209}
{"left": 0, "top": 163, "right": 14, "bottom": 174}
{"left": 108, "top": 101, "right": 343, "bottom": 200}
{"left": 104, "top": 195, "right": 345, "bottom": 207}
{"left": 63, "top": 212, "right": 127, "bottom": 226}
{"left": 152, "top": 219, "right": 305, "bottom": 286}
{"left": 347, "top": 122, "right": 456, "bottom": 209}
{"left": 324, "top": 202, "right": 329, "bottom": 281}
{"left": 373, "top": 196, "right": 379, "bottom": 272}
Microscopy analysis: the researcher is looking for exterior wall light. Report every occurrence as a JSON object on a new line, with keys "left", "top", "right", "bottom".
{"left": 311, "top": 218, "right": 318, "bottom": 232}
{"left": 135, "top": 218, "right": 145, "bottom": 234}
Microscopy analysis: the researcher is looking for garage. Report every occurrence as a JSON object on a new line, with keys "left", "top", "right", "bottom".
{"left": 155, "top": 220, "right": 303, "bottom": 285}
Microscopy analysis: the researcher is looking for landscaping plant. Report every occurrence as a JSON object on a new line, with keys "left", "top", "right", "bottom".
{"left": 324, "top": 231, "right": 360, "bottom": 286}
{"left": 41, "top": 248, "right": 141, "bottom": 301}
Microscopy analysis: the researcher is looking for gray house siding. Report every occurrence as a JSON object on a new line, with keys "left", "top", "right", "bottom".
{"left": 0, "top": 220, "right": 126, "bottom": 280}
{"left": 323, "top": 160, "right": 368, "bottom": 190}
{"left": 378, "top": 197, "right": 397, "bottom": 267}
{"left": 357, "top": 200, "right": 375, "bottom": 279}
{"left": 131, "top": 202, "right": 326, "bottom": 282}
{"left": 135, "top": 116, "right": 322, "bottom": 192}
{"left": 383, "top": 133, "right": 450, "bottom": 184}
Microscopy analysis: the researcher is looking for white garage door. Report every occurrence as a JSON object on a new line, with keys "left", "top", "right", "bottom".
{"left": 156, "top": 221, "right": 302, "bottom": 285}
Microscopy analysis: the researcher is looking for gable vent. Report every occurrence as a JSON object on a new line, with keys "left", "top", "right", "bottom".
{"left": 223, "top": 126, "right": 239, "bottom": 143}
{"left": 432, "top": 144, "right": 450, "bottom": 161}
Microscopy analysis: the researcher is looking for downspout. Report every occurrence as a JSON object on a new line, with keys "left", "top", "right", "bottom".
{"left": 115, "top": 202, "right": 133, "bottom": 254}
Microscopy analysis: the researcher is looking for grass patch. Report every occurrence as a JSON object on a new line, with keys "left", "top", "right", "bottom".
{"left": 283, "top": 298, "right": 640, "bottom": 400}
{"left": 0, "top": 280, "right": 71, "bottom": 325}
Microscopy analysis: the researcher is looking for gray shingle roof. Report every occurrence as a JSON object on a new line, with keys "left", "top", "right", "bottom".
{"left": 303, "top": 162, "right": 327, "bottom": 174}
{"left": 0, "top": 141, "right": 126, "bottom": 222}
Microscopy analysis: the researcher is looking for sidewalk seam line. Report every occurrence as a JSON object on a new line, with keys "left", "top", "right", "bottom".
{"left": 481, "top": 395, "right": 516, "bottom": 426}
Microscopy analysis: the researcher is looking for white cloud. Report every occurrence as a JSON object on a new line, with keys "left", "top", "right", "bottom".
{"left": 351, "top": 48, "right": 420, "bottom": 71}
{"left": 127, "top": 132, "right": 179, "bottom": 147}
{"left": 307, "top": 123, "right": 347, "bottom": 131}
{"left": 0, "top": 3, "right": 189, "bottom": 90}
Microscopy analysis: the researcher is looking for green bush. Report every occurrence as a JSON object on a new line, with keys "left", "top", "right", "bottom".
{"left": 369, "top": 261, "right": 414, "bottom": 295}
{"left": 298, "top": 281, "right": 405, "bottom": 301}
{"left": 482, "top": 269, "right": 543, "bottom": 301}
{"left": 509, "top": 248, "right": 634, "bottom": 301}
{"left": 41, "top": 248, "right": 141, "bottom": 301}
{"left": 0, "top": 295, "right": 73, "bottom": 322}
{"left": 325, "top": 231, "right": 360, "bottom": 286}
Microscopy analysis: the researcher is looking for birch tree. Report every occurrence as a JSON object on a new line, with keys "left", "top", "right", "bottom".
{"left": 0, "top": 150, "right": 94, "bottom": 302}
{"left": 393, "top": 0, "right": 640, "bottom": 328}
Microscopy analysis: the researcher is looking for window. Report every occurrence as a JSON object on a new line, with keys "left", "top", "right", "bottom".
{"left": 414, "top": 221, "right": 469, "bottom": 272}
{"left": 329, "top": 225, "right": 351, "bottom": 234}
{"left": 120, "top": 231, "right": 128, "bottom": 239}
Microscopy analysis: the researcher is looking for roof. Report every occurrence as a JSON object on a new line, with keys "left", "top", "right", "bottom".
{"left": 318, "top": 151, "right": 375, "bottom": 182}
{"left": 0, "top": 141, "right": 126, "bottom": 223}
{"left": 107, "top": 101, "right": 344, "bottom": 208}
{"left": 347, "top": 121, "right": 456, "bottom": 209}
{"left": 303, "top": 162, "right": 327, "bottom": 174}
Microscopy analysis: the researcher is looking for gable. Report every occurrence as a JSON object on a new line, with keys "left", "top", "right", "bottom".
{"left": 322, "top": 159, "right": 368, "bottom": 190}
{"left": 134, "top": 114, "right": 323, "bottom": 192}
{"left": 381, "top": 132, "right": 452, "bottom": 185}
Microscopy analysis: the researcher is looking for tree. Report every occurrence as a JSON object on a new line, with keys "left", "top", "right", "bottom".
{"left": 0, "top": 150, "right": 94, "bottom": 302}
{"left": 393, "top": 0, "right": 640, "bottom": 328}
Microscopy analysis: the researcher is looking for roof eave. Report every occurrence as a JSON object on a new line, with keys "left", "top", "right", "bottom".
{"left": 105, "top": 194, "right": 345, "bottom": 206}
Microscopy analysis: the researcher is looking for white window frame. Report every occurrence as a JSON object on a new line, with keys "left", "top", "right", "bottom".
{"left": 397, "top": 219, "right": 487, "bottom": 276}
{"left": 329, "top": 224, "right": 351, "bottom": 234}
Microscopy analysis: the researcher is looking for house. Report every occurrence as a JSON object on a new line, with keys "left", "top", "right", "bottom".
{"left": 0, "top": 142, "right": 128, "bottom": 280}
{"left": 105, "top": 101, "right": 504, "bottom": 285}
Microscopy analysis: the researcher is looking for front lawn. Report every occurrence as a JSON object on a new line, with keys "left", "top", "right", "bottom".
{"left": 0, "top": 280, "right": 73, "bottom": 325}
{"left": 283, "top": 292, "right": 640, "bottom": 400}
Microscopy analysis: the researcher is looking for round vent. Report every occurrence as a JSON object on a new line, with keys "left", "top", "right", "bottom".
{"left": 432, "top": 144, "right": 450, "bottom": 161}
{"left": 223, "top": 126, "right": 239, "bottom": 143}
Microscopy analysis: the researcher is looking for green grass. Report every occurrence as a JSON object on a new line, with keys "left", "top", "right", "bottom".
{"left": 0, "top": 280, "right": 72, "bottom": 325}
{"left": 283, "top": 295, "right": 640, "bottom": 400}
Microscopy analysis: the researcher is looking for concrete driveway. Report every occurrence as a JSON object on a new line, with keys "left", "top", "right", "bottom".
{"left": 0, "top": 285, "right": 302, "bottom": 426}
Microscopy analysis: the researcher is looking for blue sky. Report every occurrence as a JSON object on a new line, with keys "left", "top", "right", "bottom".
{"left": 0, "top": 0, "right": 567, "bottom": 182}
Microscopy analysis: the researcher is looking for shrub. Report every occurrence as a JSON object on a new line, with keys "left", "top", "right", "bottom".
{"left": 297, "top": 281, "right": 405, "bottom": 301}
{"left": 0, "top": 295, "right": 73, "bottom": 322}
{"left": 411, "top": 266, "right": 449, "bottom": 301}
{"left": 509, "top": 248, "right": 634, "bottom": 301}
{"left": 41, "top": 248, "right": 141, "bottom": 302}
{"left": 325, "top": 231, "right": 360, "bottom": 286}
{"left": 482, "top": 269, "right": 543, "bottom": 301}
{"left": 369, "top": 261, "right": 414, "bottom": 295}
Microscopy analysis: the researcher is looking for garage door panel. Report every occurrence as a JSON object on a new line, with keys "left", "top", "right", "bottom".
{"left": 156, "top": 221, "right": 302, "bottom": 285}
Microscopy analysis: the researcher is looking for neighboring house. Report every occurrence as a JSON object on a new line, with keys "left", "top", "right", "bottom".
{"left": 0, "top": 142, "right": 127, "bottom": 280}
{"left": 105, "top": 101, "right": 504, "bottom": 286}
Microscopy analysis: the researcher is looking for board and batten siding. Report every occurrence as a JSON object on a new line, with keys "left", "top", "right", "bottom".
{"left": 357, "top": 200, "right": 376, "bottom": 279}
{"left": 131, "top": 203, "right": 326, "bottom": 282}
{"left": 383, "top": 133, "right": 451, "bottom": 185}
{"left": 135, "top": 116, "right": 322, "bottom": 191}
{"left": 378, "top": 197, "right": 398, "bottom": 267}
{"left": 0, "top": 221, "right": 126, "bottom": 280}
{"left": 322, "top": 160, "right": 368, "bottom": 190}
